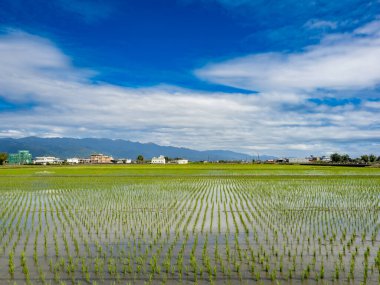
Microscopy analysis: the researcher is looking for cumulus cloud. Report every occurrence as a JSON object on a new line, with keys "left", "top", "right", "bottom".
{"left": 196, "top": 20, "right": 380, "bottom": 92}
{"left": 0, "top": 28, "right": 380, "bottom": 156}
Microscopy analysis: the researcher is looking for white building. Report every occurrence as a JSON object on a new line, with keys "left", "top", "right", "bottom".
{"left": 151, "top": 155, "right": 166, "bottom": 164}
{"left": 66, "top": 157, "right": 80, "bottom": 164}
{"left": 288, "top": 157, "right": 311, "bottom": 164}
{"left": 34, "top": 156, "right": 63, "bottom": 165}
{"left": 115, "top": 159, "right": 132, "bottom": 164}
{"left": 175, "top": 159, "right": 188, "bottom": 164}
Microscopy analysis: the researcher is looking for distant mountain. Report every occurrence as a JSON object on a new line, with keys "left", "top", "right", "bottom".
{"left": 0, "top": 137, "right": 275, "bottom": 161}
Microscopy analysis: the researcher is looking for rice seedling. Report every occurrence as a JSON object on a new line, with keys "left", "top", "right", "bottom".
{"left": 0, "top": 164, "right": 378, "bottom": 284}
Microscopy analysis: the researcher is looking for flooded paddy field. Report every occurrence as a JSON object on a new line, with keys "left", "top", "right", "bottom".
{"left": 0, "top": 164, "right": 379, "bottom": 284}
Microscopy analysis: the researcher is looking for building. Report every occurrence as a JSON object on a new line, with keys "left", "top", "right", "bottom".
{"left": 34, "top": 156, "right": 63, "bottom": 165}
{"left": 288, "top": 157, "right": 311, "bottom": 164}
{"left": 175, "top": 159, "right": 188, "bottom": 164}
{"left": 90, "top": 154, "right": 113, "bottom": 164}
{"left": 8, "top": 150, "right": 32, "bottom": 165}
{"left": 66, "top": 157, "right": 80, "bottom": 164}
{"left": 115, "top": 158, "right": 132, "bottom": 164}
{"left": 151, "top": 155, "right": 166, "bottom": 164}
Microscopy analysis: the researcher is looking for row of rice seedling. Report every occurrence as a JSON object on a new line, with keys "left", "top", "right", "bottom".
{"left": 0, "top": 171, "right": 379, "bottom": 284}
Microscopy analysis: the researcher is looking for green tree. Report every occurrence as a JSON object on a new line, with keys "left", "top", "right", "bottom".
{"left": 136, "top": 155, "right": 144, "bottom": 164}
{"left": 361, "top": 155, "right": 369, "bottom": 163}
{"left": 0, "top": 152, "right": 8, "bottom": 165}
{"left": 330, "top": 153, "right": 341, "bottom": 163}
{"left": 341, "top": 154, "right": 350, "bottom": 163}
{"left": 369, "top": 154, "right": 376, "bottom": 163}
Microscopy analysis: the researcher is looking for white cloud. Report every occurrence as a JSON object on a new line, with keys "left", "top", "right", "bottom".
{"left": 0, "top": 129, "right": 26, "bottom": 138}
{"left": 196, "top": 20, "right": 380, "bottom": 92}
{"left": 354, "top": 20, "right": 380, "bottom": 36}
{"left": 305, "top": 19, "right": 337, "bottom": 30}
{"left": 0, "top": 29, "right": 379, "bottom": 157}
{"left": 362, "top": 100, "right": 380, "bottom": 109}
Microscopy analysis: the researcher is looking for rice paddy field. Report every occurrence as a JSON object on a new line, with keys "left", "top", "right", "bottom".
{"left": 0, "top": 164, "right": 379, "bottom": 284}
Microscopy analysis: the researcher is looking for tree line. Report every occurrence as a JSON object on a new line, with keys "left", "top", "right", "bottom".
{"left": 330, "top": 153, "right": 380, "bottom": 164}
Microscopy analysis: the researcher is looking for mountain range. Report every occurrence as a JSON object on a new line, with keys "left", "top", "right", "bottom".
{"left": 0, "top": 137, "right": 275, "bottom": 161}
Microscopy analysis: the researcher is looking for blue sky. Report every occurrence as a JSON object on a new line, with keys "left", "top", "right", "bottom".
{"left": 0, "top": 0, "right": 380, "bottom": 156}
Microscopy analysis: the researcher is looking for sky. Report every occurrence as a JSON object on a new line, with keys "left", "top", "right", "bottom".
{"left": 0, "top": 0, "right": 380, "bottom": 157}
